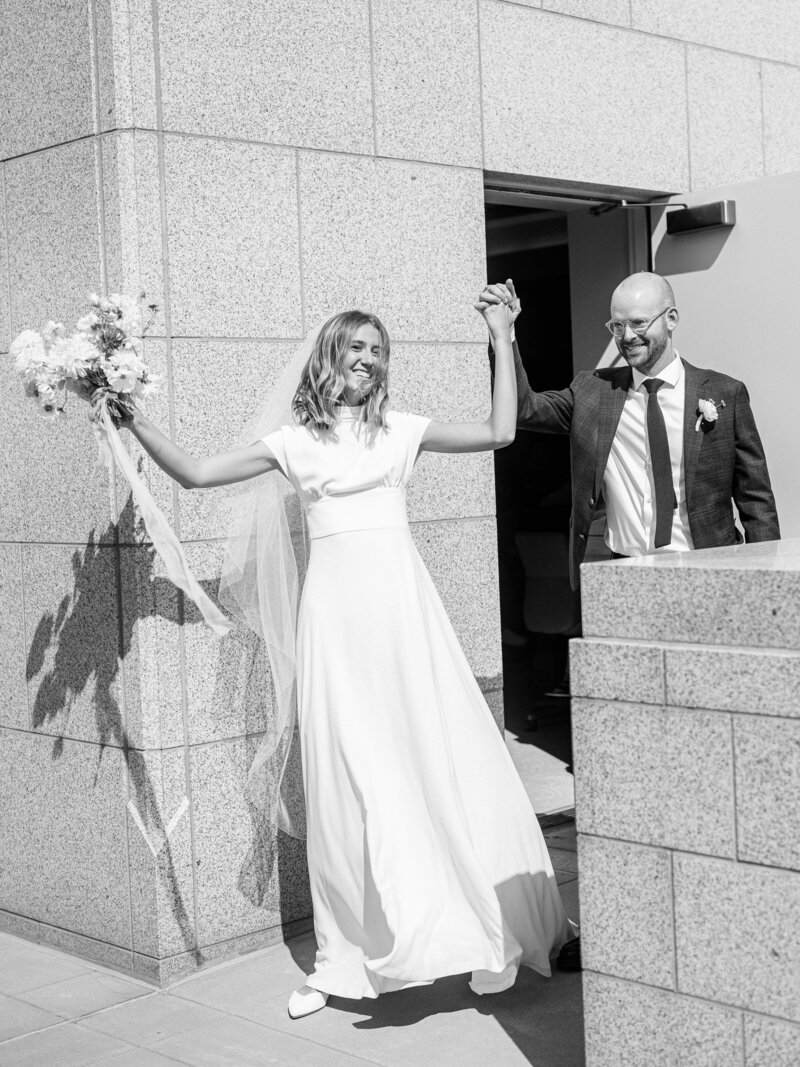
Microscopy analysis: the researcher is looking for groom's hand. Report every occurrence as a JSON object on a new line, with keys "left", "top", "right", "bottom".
{"left": 474, "top": 278, "right": 521, "bottom": 324}
{"left": 475, "top": 279, "right": 521, "bottom": 344}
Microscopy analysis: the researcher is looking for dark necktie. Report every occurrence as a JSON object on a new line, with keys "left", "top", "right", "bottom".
{"left": 641, "top": 378, "right": 676, "bottom": 549}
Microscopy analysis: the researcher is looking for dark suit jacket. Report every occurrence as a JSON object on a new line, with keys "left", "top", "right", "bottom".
{"left": 514, "top": 354, "right": 780, "bottom": 586}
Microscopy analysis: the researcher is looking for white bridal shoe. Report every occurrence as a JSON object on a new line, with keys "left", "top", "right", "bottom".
{"left": 287, "top": 985, "right": 328, "bottom": 1019}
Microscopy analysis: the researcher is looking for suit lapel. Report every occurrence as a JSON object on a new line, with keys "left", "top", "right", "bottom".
{"left": 594, "top": 366, "right": 632, "bottom": 497}
{"left": 682, "top": 360, "right": 710, "bottom": 504}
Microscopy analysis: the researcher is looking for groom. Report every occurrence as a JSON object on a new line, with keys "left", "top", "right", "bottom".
{"left": 480, "top": 272, "right": 779, "bottom": 587}
{"left": 479, "top": 272, "right": 779, "bottom": 974}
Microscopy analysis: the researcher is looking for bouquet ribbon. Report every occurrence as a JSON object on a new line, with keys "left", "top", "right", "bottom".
{"left": 98, "top": 405, "right": 232, "bottom": 635}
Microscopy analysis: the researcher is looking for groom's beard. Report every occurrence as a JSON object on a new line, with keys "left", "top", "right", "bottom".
{"left": 619, "top": 331, "right": 668, "bottom": 372}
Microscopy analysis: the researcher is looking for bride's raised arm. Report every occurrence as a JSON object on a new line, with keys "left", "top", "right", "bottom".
{"left": 420, "top": 278, "right": 518, "bottom": 455}
{"left": 105, "top": 403, "right": 280, "bottom": 489}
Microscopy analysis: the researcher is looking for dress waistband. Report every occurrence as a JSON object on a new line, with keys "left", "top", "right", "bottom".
{"left": 305, "top": 486, "right": 409, "bottom": 540}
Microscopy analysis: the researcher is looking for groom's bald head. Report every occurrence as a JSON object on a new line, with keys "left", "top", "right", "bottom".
{"left": 611, "top": 272, "right": 675, "bottom": 316}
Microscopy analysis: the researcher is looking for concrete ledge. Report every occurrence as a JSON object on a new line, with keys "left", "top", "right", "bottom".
{"left": 581, "top": 541, "right": 800, "bottom": 649}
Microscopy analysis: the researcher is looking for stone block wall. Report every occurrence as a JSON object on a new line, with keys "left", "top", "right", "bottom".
{"left": 3, "top": 0, "right": 800, "bottom": 984}
{"left": 572, "top": 542, "right": 800, "bottom": 1066}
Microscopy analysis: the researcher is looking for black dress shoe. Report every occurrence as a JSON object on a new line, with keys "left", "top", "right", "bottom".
{"left": 556, "top": 936, "right": 581, "bottom": 972}
{"left": 543, "top": 682, "right": 570, "bottom": 699}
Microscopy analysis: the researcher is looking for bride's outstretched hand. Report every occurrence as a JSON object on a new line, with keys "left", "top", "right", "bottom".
{"left": 89, "top": 387, "right": 137, "bottom": 429}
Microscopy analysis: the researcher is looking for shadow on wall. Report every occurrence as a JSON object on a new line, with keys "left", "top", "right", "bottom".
{"left": 25, "top": 494, "right": 308, "bottom": 965}
{"left": 652, "top": 204, "right": 735, "bottom": 275}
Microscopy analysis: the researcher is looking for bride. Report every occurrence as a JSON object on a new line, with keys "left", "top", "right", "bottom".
{"left": 109, "top": 280, "right": 576, "bottom": 1018}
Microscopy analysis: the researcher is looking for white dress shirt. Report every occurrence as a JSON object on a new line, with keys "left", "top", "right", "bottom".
{"left": 603, "top": 354, "right": 694, "bottom": 556}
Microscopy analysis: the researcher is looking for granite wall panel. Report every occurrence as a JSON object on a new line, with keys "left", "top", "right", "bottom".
{"left": 572, "top": 698, "right": 736, "bottom": 856}
{"left": 0, "top": 543, "right": 27, "bottom": 730}
{"left": 180, "top": 541, "right": 273, "bottom": 748}
{"left": 542, "top": 0, "right": 630, "bottom": 24}
{"left": 117, "top": 543, "right": 184, "bottom": 752}
{"left": 127, "top": 747, "right": 196, "bottom": 959}
{"left": 155, "top": 0, "right": 373, "bottom": 153}
{"left": 664, "top": 646, "right": 800, "bottom": 718}
{"left": 686, "top": 47, "right": 764, "bottom": 189}
{"left": 5, "top": 139, "right": 103, "bottom": 337}
{"left": 0, "top": 359, "right": 116, "bottom": 545}
{"left": 112, "top": 338, "right": 175, "bottom": 538}
{"left": 579, "top": 836, "right": 675, "bottom": 988}
{"left": 23, "top": 543, "right": 123, "bottom": 749}
{"left": 169, "top": 339, "right": 299, "bottom": 542}
{"left": 298, "top": 153, "right": 486, "bottom": 344}
{"left": 93, "top": 0, "right": 158, "bottom": 132}
{"left": 631, "top": 0, "right": 800, "bottom": 65}
{"left": 162, "top": 137, "right": 301, "bottom": 339}
{"left": 480, "top": 2, "right": 689, "bottom": 191}
{"left": 570, "top": 639, "right": 664, "bottom": 705}
{"left": 372, "top": 0, "right": 482, "bottom": 167}
{"left": 189, "top": 737, "right": 311, "bottom": 948}
{"left": 0, "top": 0, "right": 94, "bottom": 159}
{"left": 0, "top": 730, "right": 130, "bottom": 948}
{"left": 0, "top": 165, "right": 10, "bottom": 353}
{"left": 733, "top": 716, "right": 800, "bottom": 870}
{"left": 745, "top": 1015, "right": 800, "bottom": 1067}
{"left": 391, "top": 342, "right": 496, "bottom": 524}
{"left": 673, "top": 853, "right": 800, "bottom": 1020}
{"left": 763, "top": 63, "right": 800, "bottom": 177}
{"left": 412, "top": 517, "right": 502, "bottom": 685}
{"left": 100, "top": 131, "right": 166, "bottom": 337}
{"left": 582, "top": 972, "right": 744, "bottom": 1067}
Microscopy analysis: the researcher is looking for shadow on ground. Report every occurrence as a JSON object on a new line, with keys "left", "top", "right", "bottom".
{"left": 330, "top": 968, "right": 584, "bottom": 1065}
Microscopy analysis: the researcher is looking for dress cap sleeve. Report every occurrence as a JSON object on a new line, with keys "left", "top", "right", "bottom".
{"left": 261, "top": 427, "right": 289, "bottom": 479}
{"left": 394, "top": 412, "right": 431, "bottom": 483}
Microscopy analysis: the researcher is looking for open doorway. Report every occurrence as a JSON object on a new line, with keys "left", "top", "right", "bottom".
{"left": 486, "top": 189, "right": 644, "bottom": 815}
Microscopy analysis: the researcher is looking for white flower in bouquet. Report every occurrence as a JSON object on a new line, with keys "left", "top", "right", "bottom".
{"left": 134, "top": 374, "right": 162, "bottom": 400}
{"left": 75, "top": 312, "right": 99, "bottom": 335}
{"left": 49, "top": 334, "right": 97, "bottom": 380}
{"left": 105, "top": 348, "right": 148, "bottom": 394}
{"left": 110, "top": 293, "right": 143, "bottom": 335}
{"left": 42, "top": 321, "right": 68, "bottom": 346}
{"left": 105, "top": 363, "right": 138, "bottom": 394}
{"left": 33, "top": 374, "right": 62, "bottom": 418}
{"left": 114, "top": 347, "right": 147, "bottom": 378}
{"left": 10, "top": 330, "right": 48, "bottom": 377}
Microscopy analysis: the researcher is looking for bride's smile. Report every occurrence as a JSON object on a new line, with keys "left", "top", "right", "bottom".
{"left": 340, "top": 323, "right": 382, "bottom": 404}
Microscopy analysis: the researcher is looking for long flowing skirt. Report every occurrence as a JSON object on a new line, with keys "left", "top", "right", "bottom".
{"left": 297, "top": 524, "right": 574, "bottom": 1000}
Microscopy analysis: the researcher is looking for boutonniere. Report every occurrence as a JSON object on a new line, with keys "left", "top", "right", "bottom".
{"left": 695, "top": 397, "right": 725, "bottom": 432}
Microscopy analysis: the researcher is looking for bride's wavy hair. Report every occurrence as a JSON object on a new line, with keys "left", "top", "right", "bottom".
{"left": 292, "top": 310, "right": 390, "bottom": 431}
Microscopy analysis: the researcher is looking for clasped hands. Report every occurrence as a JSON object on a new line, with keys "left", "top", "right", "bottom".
{"left": 474, "top": 278, "right": 522, "bottom": 340}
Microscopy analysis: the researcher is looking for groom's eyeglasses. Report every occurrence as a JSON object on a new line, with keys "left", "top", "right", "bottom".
{"left": 605, "top": 306, "right": 673, "bottom": 338}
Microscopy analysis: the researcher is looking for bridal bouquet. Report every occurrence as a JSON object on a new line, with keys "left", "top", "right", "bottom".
{"left": 11, "top": 292, "right": 160, "bottom": 421}
{"left": 9, "top": 293, "right": 231, "bottom": 636}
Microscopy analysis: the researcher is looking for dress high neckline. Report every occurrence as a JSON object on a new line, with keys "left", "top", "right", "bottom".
{"left": 334, "top": 404, "right": 365, "bottom": 421}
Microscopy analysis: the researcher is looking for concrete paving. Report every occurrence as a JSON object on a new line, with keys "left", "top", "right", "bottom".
{"left": 0, "top": 823, "right": 582, "bottom": 1066}
{"left": 0, "top": 655, "right": 582, "bottom": 1067}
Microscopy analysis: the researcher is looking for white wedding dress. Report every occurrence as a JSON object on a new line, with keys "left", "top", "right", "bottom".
{"left": 263, "top": 408, "right": 574, "bottom": 1000}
